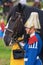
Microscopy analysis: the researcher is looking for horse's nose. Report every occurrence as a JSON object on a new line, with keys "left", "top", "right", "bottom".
{"left": 4, "top": 36, "right": 11, "bottom": 46}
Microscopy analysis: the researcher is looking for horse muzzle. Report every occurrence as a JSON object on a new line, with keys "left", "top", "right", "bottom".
{"left": 4, "top": 35, "right": 11, "bottom": 46}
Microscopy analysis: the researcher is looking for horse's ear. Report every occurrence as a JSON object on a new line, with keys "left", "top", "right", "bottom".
{"left": 18, "top": 3, "right": 22, "bottom": 11}
{"left": 18, "top": 3, "right": 22, "bottom": 8}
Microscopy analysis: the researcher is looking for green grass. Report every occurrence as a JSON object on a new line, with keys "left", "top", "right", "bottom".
{"left": 0, "top": 39, "right": 11, "bottom": 65}
{"left": 0, "top": 6, "right": 3, "bottom": 13}
{"left": 0, "top": 6, "right": 11, "bottom": 65}
{"left": 27, "top": 2, "right": 34, "bottom": 6}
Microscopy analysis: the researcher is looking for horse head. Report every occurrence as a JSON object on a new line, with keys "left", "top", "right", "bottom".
{"left": 3, "top": 12, "right": 25, "bottom": 46}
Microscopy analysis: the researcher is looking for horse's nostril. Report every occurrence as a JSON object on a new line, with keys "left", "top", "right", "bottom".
{"left": 4, "top": 36, "right": 11, "bottom": 46}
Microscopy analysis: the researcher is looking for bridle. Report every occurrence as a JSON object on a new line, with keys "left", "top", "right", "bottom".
{"left": 6, "top": 12, "right": 24, "bottom": 45}
{"left": 6, "top": 28, "right": 13, "bottom": 33}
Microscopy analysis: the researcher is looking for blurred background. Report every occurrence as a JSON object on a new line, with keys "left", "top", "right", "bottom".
{"left": 0, "top": 0, "right": 43, "bottom": 65}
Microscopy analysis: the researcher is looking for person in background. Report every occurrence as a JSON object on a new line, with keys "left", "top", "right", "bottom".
{"left": 0, "top": 19, "right": 5, "bottom": 38}
{"left": 3, "top": 0, "right": 13, "bottom": 17}
{"left": 0, "top": 22, "right": 3, "bottom": 38}
{"left": 0, "top": 18, "right": 5, "bottom": 35}
{"left": 0, "top": 0, "right": 2, "bottom": 5}
{"left": 24, "top": 12, "right": 42, "bottom": 65}
{"left": 33, "top": 0, "right": 41, "bottom": 9}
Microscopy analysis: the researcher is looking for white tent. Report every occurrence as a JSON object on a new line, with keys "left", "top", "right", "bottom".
{"left": 19, "top": 0, "right": 27, "bottom": 4}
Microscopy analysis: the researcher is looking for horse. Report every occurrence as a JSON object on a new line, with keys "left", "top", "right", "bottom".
{"left": 3, "top": 3, "right": 43, "bottom": 65}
